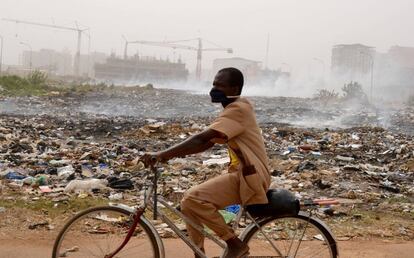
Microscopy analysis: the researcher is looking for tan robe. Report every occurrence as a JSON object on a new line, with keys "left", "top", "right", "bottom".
{"left": 209, "top": 97, "right": 271, "bottom": 205}
{"left": 180, "top": 97, "right": 270, "bottom": 248}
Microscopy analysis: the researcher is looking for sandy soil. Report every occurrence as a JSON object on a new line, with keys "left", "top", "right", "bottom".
{"left": 0, "top": 235, "right": 413, "bottom": 258}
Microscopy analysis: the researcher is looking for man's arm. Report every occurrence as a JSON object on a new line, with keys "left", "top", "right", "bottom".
{"left": 140, "top": 128, "right": 227, "bottom": 166}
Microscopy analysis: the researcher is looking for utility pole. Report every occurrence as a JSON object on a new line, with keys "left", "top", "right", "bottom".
{"left": 74, "top": 30, "right": 82, "bottom": 76}
{"left": 360, "top": 51, "right": 374, "bottom": 103}
{"left": 369, "top": 56, "right": 374, "bottom": 103}
{"left": 124, "top": 41, "right": 129, "bottom": 59}
{"left": 0, "top": 35, "right": 3, "bottom": 74}
{"left": 20, "top": 41, "right": 32, "bottom": 71}
{"left": 195, "top": 38, "right": 202, "bottom": 80}
{"left": 122, "top": 35, "right": 129, "bottom": 59}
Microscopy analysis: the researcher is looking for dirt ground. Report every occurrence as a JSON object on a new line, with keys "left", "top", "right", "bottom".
{"left": 0, "top": 234, "right": 413, "bottom": 258}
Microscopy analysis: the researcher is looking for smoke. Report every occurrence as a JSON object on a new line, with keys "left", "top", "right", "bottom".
{"left": 2, "top": 64, "right": 412, "bottom": 134}
{"left": 104, "top": 65, "right": 414, "bottom": 104}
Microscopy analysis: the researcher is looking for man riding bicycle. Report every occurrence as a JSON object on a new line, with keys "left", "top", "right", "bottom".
{"left": 140, "top": 67, "right": 271, "bottom": 258}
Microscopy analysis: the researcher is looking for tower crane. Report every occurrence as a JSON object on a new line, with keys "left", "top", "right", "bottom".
{"left": 124, "top": 38, "right": 233, "bottom": 80}
{"left": 2, "top": 18, "right": 89, "bottom": 77}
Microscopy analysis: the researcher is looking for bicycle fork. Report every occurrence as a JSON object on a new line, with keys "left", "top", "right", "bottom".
{"left": 104, "top": 207, "right": 145, "bottom": 258}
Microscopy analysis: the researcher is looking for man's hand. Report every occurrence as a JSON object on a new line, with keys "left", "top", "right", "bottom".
{"left": 139, "top": 152, "right": 164, "bottom": 168}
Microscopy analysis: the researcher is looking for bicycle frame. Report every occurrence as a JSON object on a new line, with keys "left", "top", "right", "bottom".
{"left": 144, "top": 175, "right": 227, "bottom": 258}
{"left": 105, "top": 167, "right": 225, "bottom": 258}
{"left": 105, "top": 167, "right": 337, "bottom": 258}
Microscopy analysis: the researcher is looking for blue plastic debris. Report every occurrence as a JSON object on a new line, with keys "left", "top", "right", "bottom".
{"left": 225, "top": 204, "right": 241, "bottom": 214}
{"left": 4, "top": 172, "right": 26, "bottom": 180}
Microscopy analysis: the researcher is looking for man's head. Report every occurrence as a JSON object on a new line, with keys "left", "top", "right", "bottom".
{"left": 212, "top": 67, "right": 244, "bottom": 96}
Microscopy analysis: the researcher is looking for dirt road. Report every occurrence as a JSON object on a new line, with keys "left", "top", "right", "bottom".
{"left": 0, "top": 236, "right": 412, "bottom": 258}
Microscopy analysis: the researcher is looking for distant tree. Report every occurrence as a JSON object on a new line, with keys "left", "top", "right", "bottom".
{"left": 342, "top": 81, "right": 368, "bottom": 102}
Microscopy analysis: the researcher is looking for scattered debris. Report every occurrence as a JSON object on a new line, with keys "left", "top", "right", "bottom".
{"left": 0, "top": 87, "right": 413, "bottom": 240}
{"left": 64, "top": 179, "right": 108, "bottom": 193}
{"left": 28, "top": 221, "right": 49, "bottom": 230}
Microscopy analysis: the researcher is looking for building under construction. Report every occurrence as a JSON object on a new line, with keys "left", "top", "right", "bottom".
{"left": 213, "top": 57, "right": 286, "bottom": 85}
{"left": 331, "top": 43, "right": 375, "bottom": 78}
{"left": 94, "top": 54, "right": 189, "bottom": 83}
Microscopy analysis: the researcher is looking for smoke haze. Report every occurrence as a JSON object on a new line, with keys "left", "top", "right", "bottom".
{"left": 0, "top": 0, "right": 413, "bottom": 101}
{"left": 1, "top": 0, "right": 413, "bottom": 72}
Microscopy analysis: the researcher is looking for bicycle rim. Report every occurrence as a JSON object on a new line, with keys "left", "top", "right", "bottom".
{"left": 52, "top": 206, "right": 160, "bottom": 258}
{"left": 243, "top": 214, "right": 337, "bottom": 258}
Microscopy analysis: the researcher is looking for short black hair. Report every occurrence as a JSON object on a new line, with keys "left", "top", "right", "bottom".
{"left": 218, "top": 67, "right": 244, "bottom": 94}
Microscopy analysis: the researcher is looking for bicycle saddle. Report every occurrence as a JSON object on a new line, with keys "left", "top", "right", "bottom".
{"left": 246, "top": 188, "right": 300, "bottom": 218}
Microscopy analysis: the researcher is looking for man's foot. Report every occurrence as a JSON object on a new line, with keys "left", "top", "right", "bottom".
{"left": 223, "top": 237, "right": 249, "bottom": 258}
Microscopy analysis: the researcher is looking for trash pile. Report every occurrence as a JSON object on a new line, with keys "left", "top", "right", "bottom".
{"left": 263, "top": 125, "right": 414, "bottom": 204}
{"left": 1, "top": 116, "right": 413, "bottom": 219}
{"left": 0, "top": 88, "right": 413, "bottom": 239}
{"left": 0, "top": 114, "right": 148, "bottom": 195}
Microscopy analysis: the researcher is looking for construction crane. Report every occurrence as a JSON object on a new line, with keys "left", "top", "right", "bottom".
{"left": 124, "top": 37, "right": 233, "bottom": 80}
{"left": 2, "top": 18, "right": 89, "bottom": 77}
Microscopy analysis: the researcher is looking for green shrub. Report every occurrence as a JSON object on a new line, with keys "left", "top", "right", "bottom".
{"left": 27, "top": 70, "right": 48, "bottom": 85}
{"left": 0, "top": 72, "right": 49, "bottom": 96}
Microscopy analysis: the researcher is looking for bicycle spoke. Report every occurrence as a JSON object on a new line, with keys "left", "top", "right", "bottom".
{"left": 53, "top": 207, "right": 158, "bottom": 258}
{"left": 305, "top": 242, "right": 336, "bottom": 258}
{"left": 244, "top": 215, "right": 336, "bottom": 258}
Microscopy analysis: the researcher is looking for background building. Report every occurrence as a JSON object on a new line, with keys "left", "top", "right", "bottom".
{"left": 17, "top": 49, "right": 108, "bottom": 78}
{"left": 331, "top": 43, "right": 414, "bottom": 100}
{"left": 79, "top": 51, "right": 107, "bottom": 77}
{"left": 94, "top": 54, "right": 189, "bottom": 83}
{"left": 388, "top": 46, "right": 414, "bottom": 69}
{"left": 213, "top": 57, "right": 262, "bottom": 78}
{"left": 21, "top": 48, "right": 72, "bottom": 75}
{"left": 331, "top": 43, "right": 375, "bottom": 81}
{"left": 375, "top": 46, "right": 414, "bottom": 99}
{"left": 212, "top": 57, "right": 284, "bottom": 86}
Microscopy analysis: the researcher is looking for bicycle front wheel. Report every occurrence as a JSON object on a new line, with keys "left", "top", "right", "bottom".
{"left": 52, "top": 206, "right": 160, "bottom": 258}
{"left": 241, "top": 211, "right": 338, "bottom": 258}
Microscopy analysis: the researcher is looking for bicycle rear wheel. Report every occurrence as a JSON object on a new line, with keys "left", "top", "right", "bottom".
{"left": 241, "top": 211, "right": 338, "bottom": 258}
{"left": 52, "top": 206, "right": 160, "bottom": 258}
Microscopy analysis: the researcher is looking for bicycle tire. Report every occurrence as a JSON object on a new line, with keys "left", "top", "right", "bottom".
{"left": 52, "top": 205, "right": 161, "bottom": 258}
{"left": 240, "top": 211, "right": 338, "bottom": 258}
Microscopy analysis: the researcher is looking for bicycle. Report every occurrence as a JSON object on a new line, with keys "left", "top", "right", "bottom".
{"left": 52, "top": 165, "right": 339, "bottom": 258}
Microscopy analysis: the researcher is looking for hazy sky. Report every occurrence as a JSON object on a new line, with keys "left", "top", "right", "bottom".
{"left": 1, "top": 0, "right": 413, "bottom": 74}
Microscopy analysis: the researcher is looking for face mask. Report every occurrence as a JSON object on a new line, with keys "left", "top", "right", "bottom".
{"left": 209, "top": 89, "right": 239, "bottom": 105}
